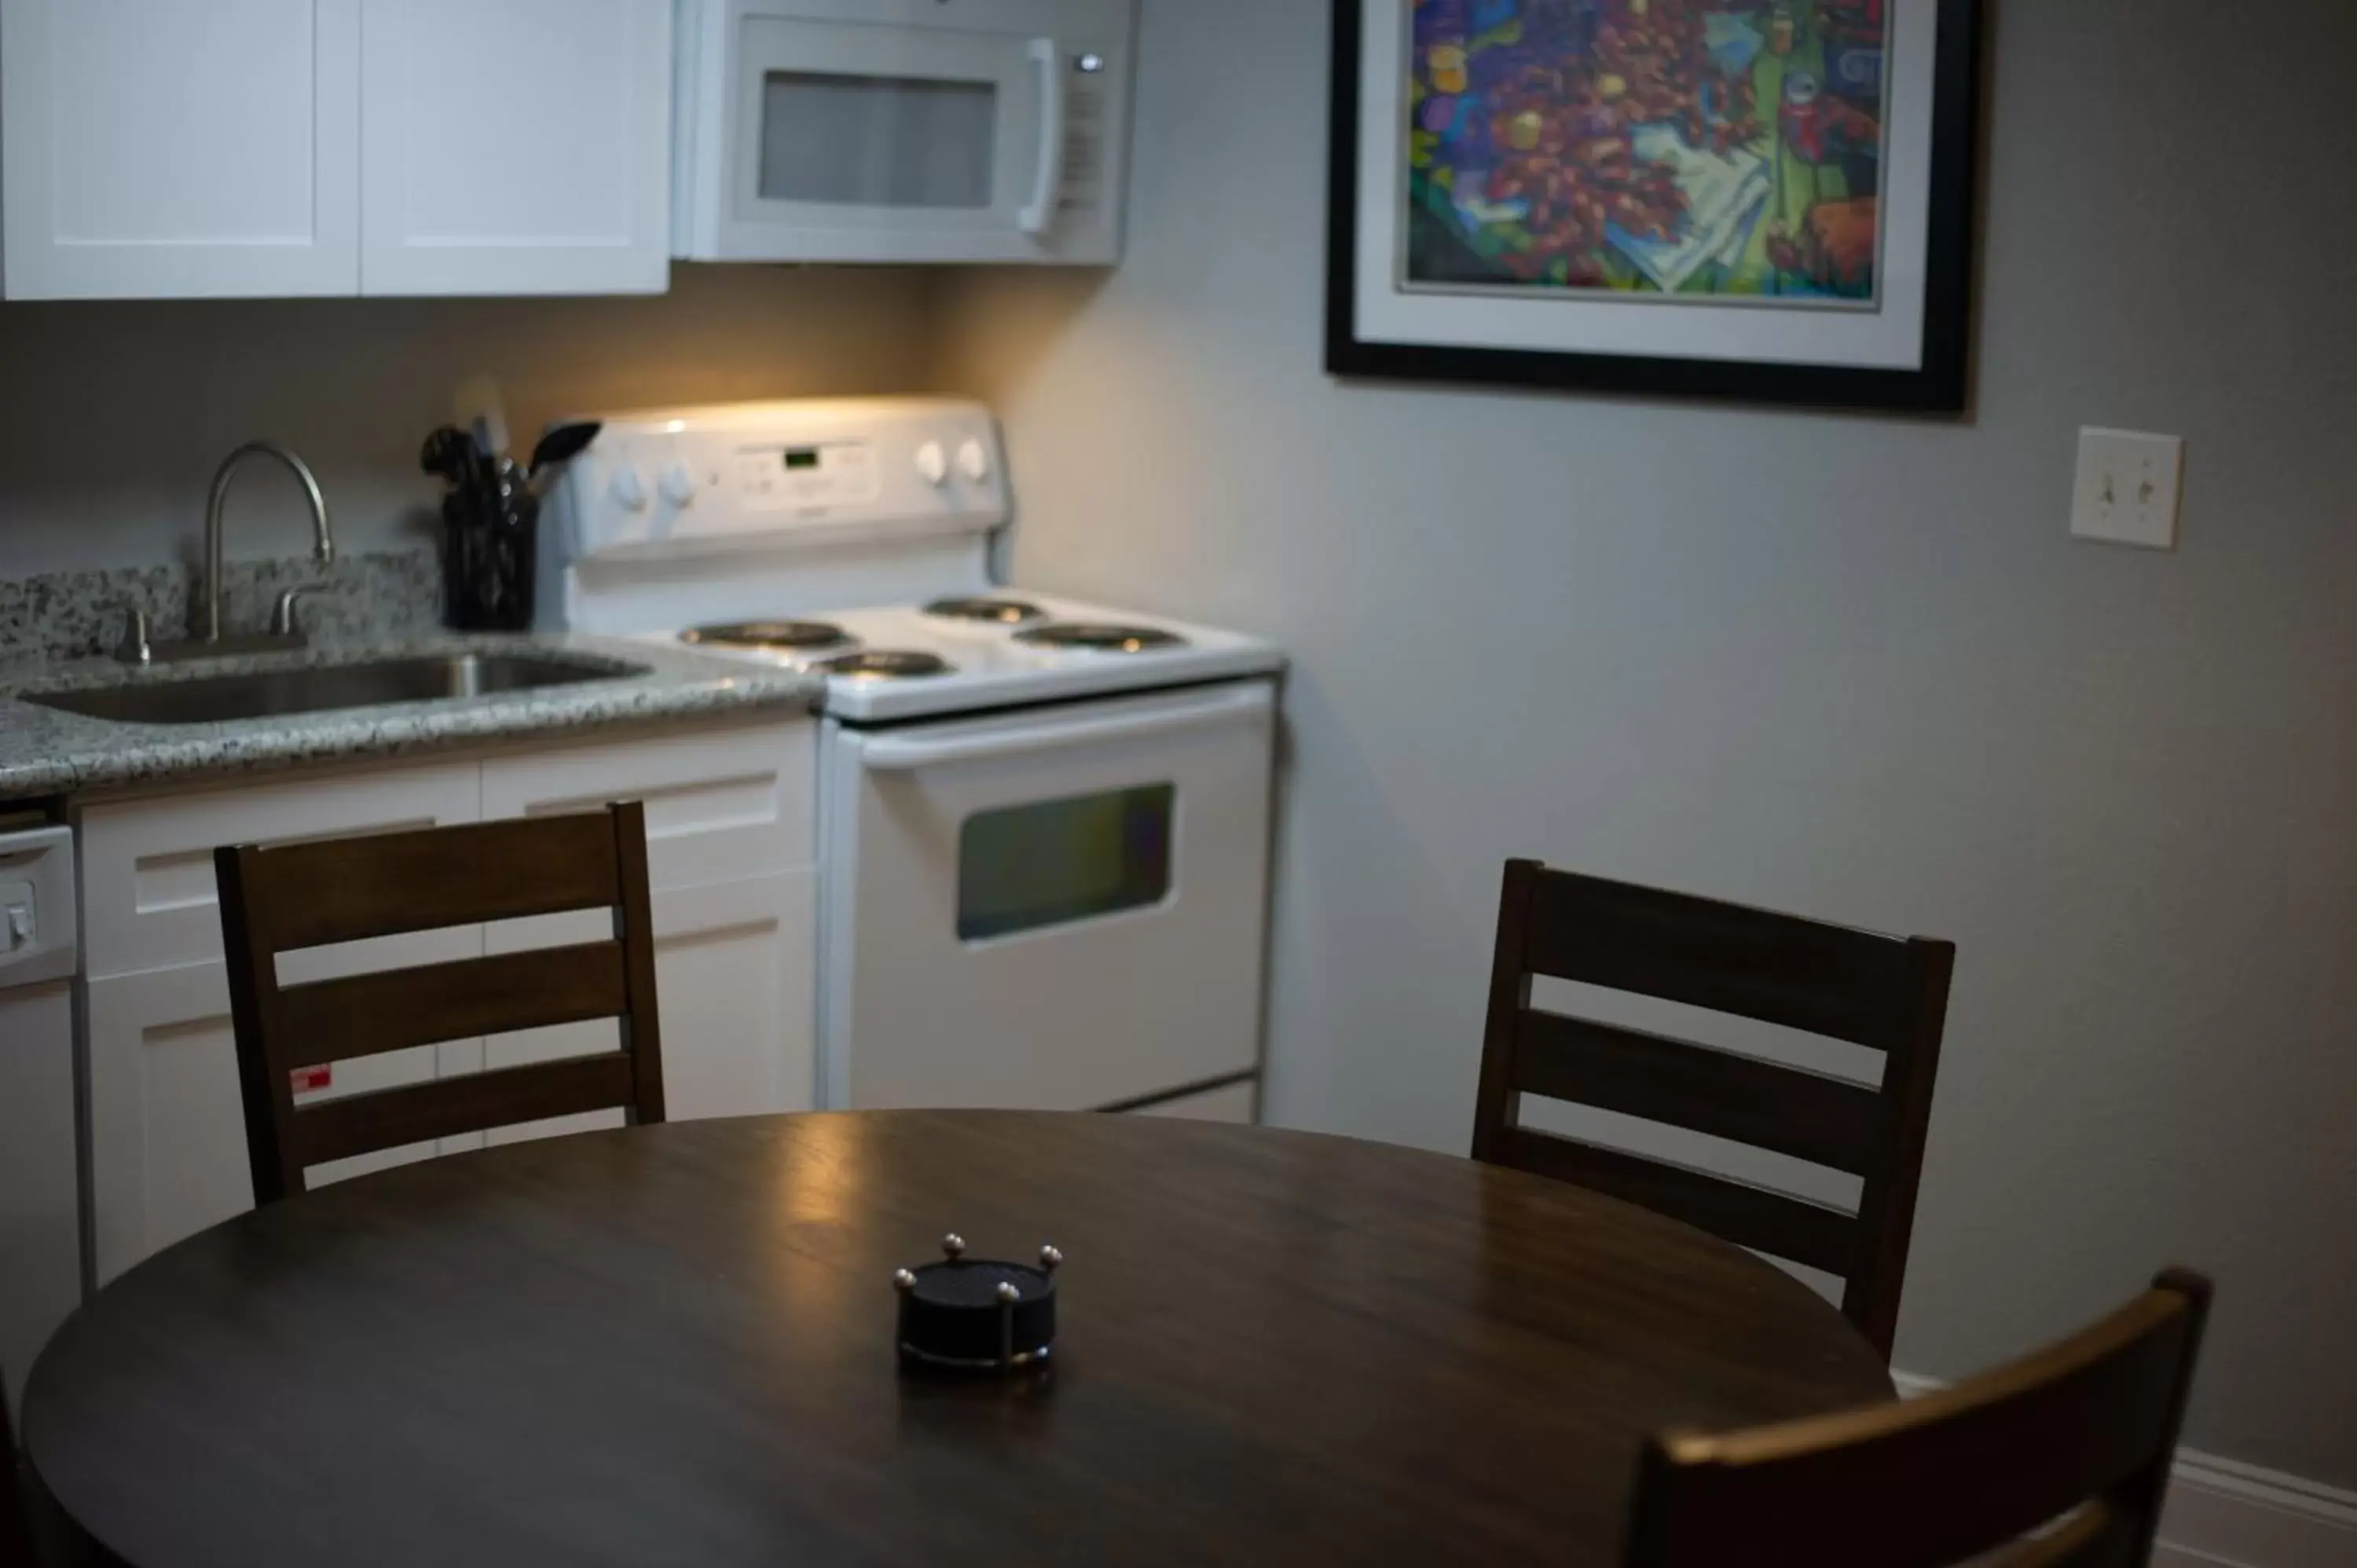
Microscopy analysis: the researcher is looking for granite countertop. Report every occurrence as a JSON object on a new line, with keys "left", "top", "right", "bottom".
{"left": 0, "top": 633, "right": 824, "bottom": 803}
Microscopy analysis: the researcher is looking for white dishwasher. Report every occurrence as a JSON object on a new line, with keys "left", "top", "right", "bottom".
{"left": 0, "top": 823, "right": 82, "bottom": 1422}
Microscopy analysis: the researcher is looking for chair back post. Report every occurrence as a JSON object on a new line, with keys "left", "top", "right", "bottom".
{"left": 218, "top": 842, "right": 305, "bottom": 1206}
{"left": 1845, "top": 936, "right": 1956, "bottom": 1357}
{"left": 608, "top": 800, "right": 666, "bottom": 1127}
{"left": 1471, "top": 859, "right": 1541, "bottom": 1165}
{"left": 2, "top": 1366, "right": 34, "bottom": 1568}
{"left": 2120, "top": 1267, "right": 2214, "bottom": 1565}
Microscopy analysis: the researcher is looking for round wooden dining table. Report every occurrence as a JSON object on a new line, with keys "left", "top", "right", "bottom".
{"left": 25, "top": 1111, "right": 1892, "bottom": 1567}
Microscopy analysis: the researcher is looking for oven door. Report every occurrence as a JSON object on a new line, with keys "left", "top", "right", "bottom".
{"left": 820, "top": 681, "right": 1275, "bottom": 1112}
{"left": 694, "top": 4, "right": 1120, "bottom": 264}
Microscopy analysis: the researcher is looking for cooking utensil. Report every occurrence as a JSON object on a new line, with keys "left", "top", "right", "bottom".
{"left": 526, "top": 421, "right": 603, "bottom": 499}
{"left": 529, "top": 422, "right": 601, "bottom": 477}
{"left": 453, "top": 372, "right": 511, "bottom": 462}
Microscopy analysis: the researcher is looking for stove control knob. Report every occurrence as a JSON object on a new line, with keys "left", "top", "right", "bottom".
{"left": 658, "top": 463, "right": 699, "bottom": 507}
{"left": 608, "top": 465, "right": 650, "bottom": 512}
{"left": 915, "top": 441, "right": 950, "bottom": 488}
{"left": 956, "top": 439, "right": 993, "bottom": 484}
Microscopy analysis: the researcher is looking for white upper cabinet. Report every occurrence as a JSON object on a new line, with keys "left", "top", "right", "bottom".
{"left": 358, "top": 0, "right": 671, "bottom": 296}
{"left": 0, "top": 0, "right": 363, "bottom": 299}
{"left": 0, "top": 0, "right": 673, "bottom": 300}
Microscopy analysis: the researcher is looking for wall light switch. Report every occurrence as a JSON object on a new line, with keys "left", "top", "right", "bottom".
{"left": 2072, "top": 427, "right": 2184, "bottom": 550}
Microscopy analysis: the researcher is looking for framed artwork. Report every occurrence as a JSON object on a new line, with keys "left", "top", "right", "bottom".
{"left": 1325, "top": 0, "right": 1982, "bottom": 411}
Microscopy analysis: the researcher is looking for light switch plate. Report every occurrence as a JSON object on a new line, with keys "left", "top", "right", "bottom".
{"left": 2072, "top": 427, "right": 2184, "bottom": 550}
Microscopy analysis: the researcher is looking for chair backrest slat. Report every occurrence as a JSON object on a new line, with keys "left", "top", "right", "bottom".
{"left": 274, "top": 942, "right": 632, "bottom": 1071}
{"left": 1474, "top": 859, "right": 1956, "bottom": 1359}
{"left": 294, "top": 1055, "right": 641, "bottom": 1171}
{"left": 1514, "top": 1010, "right": 1887, "bottom": 1174}
{"left": 246, "top": 813, "right": 625, "bottom": 951}
{"left": 1525, "top": 870, "right": 1923, "bottom": 1050}
{"left": 218, "top": 802, "right": 665, "bottom": 1203}
{"left": 1498, "top": 1126, "right": 1857, "bottom": 1276}
{"left": 1626, "top": 1270, "right": 2212, "bottom": 1568}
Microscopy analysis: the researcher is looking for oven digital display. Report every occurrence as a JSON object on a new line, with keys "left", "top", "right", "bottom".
{"left": 783, "top": 448, "right": 821, "bottom": 471}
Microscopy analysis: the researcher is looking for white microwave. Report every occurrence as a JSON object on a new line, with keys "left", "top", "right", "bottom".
{"left": 672, "top": 0, "right": 1135, "bottom": 266}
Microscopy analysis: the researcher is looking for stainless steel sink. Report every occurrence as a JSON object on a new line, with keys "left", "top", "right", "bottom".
{"left": 24, "top": 653, "right": 645, "bottom": 727}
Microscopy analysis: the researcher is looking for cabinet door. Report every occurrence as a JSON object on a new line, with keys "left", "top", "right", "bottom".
{"left": 358, "top": 0, "right": 671, "bottom": 296}
{"left": 86, "top": 938, "right": 475, "bottom": 1285}
{"left": 0, "top": 0, "right": 361, "bottom": 299}
{"left": 467, "top": 870, "right": 818, "bottom": 1148}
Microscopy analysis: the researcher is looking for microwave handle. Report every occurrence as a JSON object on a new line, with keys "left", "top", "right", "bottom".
{"left": 862, "top": 684, "right": 1270, "bottom": 774}
{"left": 1017, "top": 38, "right": 1067, "bottom": 236}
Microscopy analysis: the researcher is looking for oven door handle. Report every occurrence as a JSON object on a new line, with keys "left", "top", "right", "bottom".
{"left": 861, "top": 685, "right": 1270, "bottom": 774}
{"left": 1017, "top": 37, "right": 1066, "bottom": 236}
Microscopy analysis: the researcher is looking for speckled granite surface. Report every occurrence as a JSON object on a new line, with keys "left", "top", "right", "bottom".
{"left": 0, "top": 548, "right": 444, "bottom": 663}
{"left": 0, "top": 634, "right": 823, "bottom": 803}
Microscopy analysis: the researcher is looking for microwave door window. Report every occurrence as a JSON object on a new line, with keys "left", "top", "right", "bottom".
{"left": 761, "top": 71, "right": 997, "bottom": 209}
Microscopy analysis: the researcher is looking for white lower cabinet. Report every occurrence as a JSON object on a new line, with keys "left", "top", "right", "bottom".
{"left": 79, "top": 716, "right": 816, "bottom": 1282}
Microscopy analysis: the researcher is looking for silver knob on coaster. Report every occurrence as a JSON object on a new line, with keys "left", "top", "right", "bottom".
{"left": 893, "top": 1268, "right": 919, "bottom": 1293}
{"left": 941, "top": 1233, "right": 967, "bottom": 1262}
{"left": 1039, "top": 1244, "right": 1065, "bottom": 1273}
{"left": 995, "top": 1281, "right": 1023, "bottom": 1305}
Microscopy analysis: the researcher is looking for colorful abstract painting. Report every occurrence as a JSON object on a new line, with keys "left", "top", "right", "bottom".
{"left": 1405, "top": 0, "right": 1893, "bottom": 303}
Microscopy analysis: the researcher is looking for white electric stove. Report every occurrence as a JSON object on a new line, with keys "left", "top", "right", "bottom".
{"left": 542, "top": 398, "right": 1283, "bottom": 1122}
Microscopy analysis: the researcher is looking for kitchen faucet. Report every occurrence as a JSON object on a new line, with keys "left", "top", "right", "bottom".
{"left": 205, "top": 442, "right": 335, "bottom": 643}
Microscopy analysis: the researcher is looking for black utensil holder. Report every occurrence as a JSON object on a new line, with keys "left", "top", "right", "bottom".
{"left": 442, "top": 490, "right": 537, "bottom": 632}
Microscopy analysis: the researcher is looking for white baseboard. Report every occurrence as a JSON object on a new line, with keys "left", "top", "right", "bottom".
{"left": 1892, "top": 1372, "right": 2357, "bottom": 1568}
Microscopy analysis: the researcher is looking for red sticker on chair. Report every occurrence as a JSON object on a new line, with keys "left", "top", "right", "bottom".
{"left": 291, "top": 1065, "right": 332, "bottom": 1094}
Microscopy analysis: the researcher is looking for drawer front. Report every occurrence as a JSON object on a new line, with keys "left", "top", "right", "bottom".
{"left": 79, "top": 760, "right": 483, "bottom": 981}
{"left": 480, "top": 717, "right": 816, "bottom": 883}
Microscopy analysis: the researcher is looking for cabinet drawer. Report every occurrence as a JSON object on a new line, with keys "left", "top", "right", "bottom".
{"left": 78, "top": 760, "right": 482, "bottom": 981}
{"left": 481, "top": 717, "right": 816, "bottom": 882}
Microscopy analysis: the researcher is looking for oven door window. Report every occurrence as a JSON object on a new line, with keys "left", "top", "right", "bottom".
{"left": 959, "top": 786, "right": 1175, "bottom": 942}
{"left": 760, "top": 71, "right": 998, "bottom": 209}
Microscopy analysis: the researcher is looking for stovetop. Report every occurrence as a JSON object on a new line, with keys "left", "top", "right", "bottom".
{"left": 647, "top": 592, "right": 1284, "bottom": 724}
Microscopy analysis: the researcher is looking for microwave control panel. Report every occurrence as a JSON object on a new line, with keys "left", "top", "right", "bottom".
{"left": 1059, "top": 48, "right": 1120, "bottom": 223}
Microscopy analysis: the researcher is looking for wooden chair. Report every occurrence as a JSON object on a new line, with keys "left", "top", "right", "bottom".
{"left": 1472, "top": 860, "right": 1955, "bottom": 1360}
{"left": 217, "top": 803, "right": 666, "bottom": 1204}
{"left": 1626, "top": 1268, "right": 2215, "bottom": 1568}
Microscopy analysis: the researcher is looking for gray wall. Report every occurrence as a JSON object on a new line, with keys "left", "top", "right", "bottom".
{"left": 0, "top": 266, "right": 937, "bottom": 577}
{"left": 940, "top": 0, "right": 2357, "bottom": 1486}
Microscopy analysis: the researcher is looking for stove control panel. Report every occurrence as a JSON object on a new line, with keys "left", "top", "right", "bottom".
{"left": 551, "top": 400, "right": 1007, "bottom": 562}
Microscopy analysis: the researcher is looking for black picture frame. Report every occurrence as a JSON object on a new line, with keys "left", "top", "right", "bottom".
{"left": 1325, "top": 0, "right": 1984, "bottom": 412}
